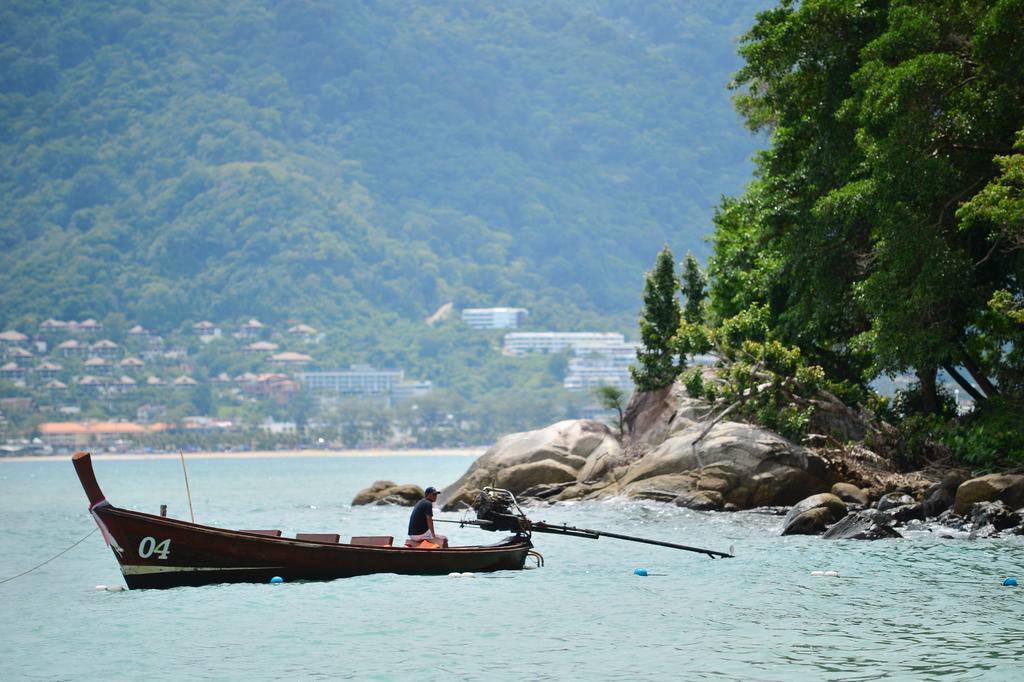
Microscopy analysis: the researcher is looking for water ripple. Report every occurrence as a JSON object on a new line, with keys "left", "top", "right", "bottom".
{"left": 2, "top": 457, "right": 1022, "bottom": 681}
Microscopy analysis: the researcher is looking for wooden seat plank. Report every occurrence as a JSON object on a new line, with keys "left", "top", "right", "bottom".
{"left": 296, "top": 533, "right": 340, "bottom": 543}
{"left": 350, "top": 535, "right": 394, "bottom": 547}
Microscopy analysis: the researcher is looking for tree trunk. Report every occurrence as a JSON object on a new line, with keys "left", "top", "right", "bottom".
{"left": 942, "top": 364, "right": 986, "bottom": 403}
{"left": 916, "top": 366, "right": 939, "bottom": 414}
{"left": 958, "top": 346, "right": 999, "bottom": 397}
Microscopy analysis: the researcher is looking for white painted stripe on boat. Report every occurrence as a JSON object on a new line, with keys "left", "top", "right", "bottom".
{"left": 121, "top": 565, "right": 275, "bottom": 575}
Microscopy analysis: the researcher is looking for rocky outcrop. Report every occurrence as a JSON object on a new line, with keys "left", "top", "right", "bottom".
{"left": 352, "top": 480, "right": 423, "bottom": 506}
{"left": 610, "top": 421, "right": 839, "bottom": 508}
{"left": 441, "top": 378, "right": 866, "bottom": 512}
{"left": 440, "top": 420, "right": 621, "bottom": 510}
{"left": 622, "top": 381, "right": 709, "bottom": 452}
{"left": 432, "top": 377, "right": 1024, "bottom": 542}
{"left": 953, "top": 474, "right": 1024, "bottom": 515}
{"left": 798, "top": 476, "right": 1024, "bottom": 539}
{"left": 781, "top": 493, "right": 848, "bottom": 535}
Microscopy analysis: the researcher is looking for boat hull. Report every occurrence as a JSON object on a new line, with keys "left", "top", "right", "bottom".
{"left": 74, "top": 453, "right": 531, "bottom": 589}
{"left": 98, "top": 507, "right": 531, "bottom": 589}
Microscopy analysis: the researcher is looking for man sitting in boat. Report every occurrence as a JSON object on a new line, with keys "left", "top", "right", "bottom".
{"left": 406, "top": 486, "right": 448, "bottom": 548}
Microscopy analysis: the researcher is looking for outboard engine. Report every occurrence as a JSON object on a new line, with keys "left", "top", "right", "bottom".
{"left": 472, "top": 488, "right": 531, "bottom": 535}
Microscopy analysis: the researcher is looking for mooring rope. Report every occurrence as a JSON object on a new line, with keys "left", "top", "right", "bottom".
{"left": 0, "top": 527, "right": 97, "bottom": 586}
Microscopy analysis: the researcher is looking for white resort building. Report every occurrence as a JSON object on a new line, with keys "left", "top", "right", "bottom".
{"left": 563, "top": 341, "right": 640, "bottom": 392}
{"left": 502, "top": 331, "right": 639, "bottom": 392}
{"left": 297, "top": 365, "right": 431, "bottom": 402}
{"left": 461, "top": 307, "right": 529, "bottom": 330}
{"left": 503, "top": 332, "right": 626, "bottom": 356}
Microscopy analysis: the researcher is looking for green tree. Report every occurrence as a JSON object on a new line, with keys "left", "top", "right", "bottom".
{"left": 705, "top": 0, "right": 1024, "bottom": 466}
{"left": 676, "top": 251, "right": 713, "bottom": 362}
{"left": 956, "top": 128, "right": 1024, "bottom": 398}
{"left": 719, "top": 0, "right": 1024, "bottom": 415}
{"left": 717, "top": 0, "right": 884, "bottom": 388}
{"left": 845, "top": 1, "right": 1019, "bottom": 411}
{"left": 631, "top": 245, "right": 682, "bottom": 391}
{"left": 680, "top": 251, "right": 707, "bottom": 325}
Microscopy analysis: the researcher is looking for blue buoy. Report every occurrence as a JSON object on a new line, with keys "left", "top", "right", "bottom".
{"left": 634, "top": 567, "right": 648, "bottom": 577}
{"left": 270, "top": 576, "right": 284, "bottom": 584}
{"left": 1003, "top": 577, "right": 1018, "bottom": 587}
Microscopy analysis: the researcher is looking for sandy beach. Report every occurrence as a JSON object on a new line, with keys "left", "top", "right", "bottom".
{"left": 0, "top": 447, "right": 486, "bottom": 462}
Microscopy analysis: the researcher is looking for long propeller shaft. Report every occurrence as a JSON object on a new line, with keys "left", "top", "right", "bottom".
{"left": 531, "top": 521, "right": 733, "bottom": 559}
{"left": 436, "top": 517, "right": 733, "bottom": 559}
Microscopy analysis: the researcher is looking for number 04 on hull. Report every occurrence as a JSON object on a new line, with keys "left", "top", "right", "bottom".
{"left": 72, "top": 452, "right": 532, "bottom": 589}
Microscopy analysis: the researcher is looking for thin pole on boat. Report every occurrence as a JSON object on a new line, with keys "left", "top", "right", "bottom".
{"left": 179, "top": 450, "right": 196, "bottom": 523}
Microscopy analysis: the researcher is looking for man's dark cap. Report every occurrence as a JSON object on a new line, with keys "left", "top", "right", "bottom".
{"left": 424, "top": 486, "right": 439, "bottom": 496}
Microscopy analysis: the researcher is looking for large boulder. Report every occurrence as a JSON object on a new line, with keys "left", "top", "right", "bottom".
{"left": 922, "top": 472, "right": 966, "bottom": 518}
{"left": 493, "top": 459, "right": 578, "bottom": 492}
{"left": 440, "top": 420, "right": 620, "bottom": 510}
{"left": 889, "top": 503, "right": 924, "bottom": 524}
{"left": 969, "top": 501, "right": 1021, "bottom": 532}
{"left": 519, "top": 481, "right": 577, "bottom": 500}
{"left": 954, "top": 474, "right": 1024, "bottom": 515}
{"left": 804, "top": 392, "right": 873, "bottom": 443}
{"left": 877, "top": 492, "right": 915, "bottom": 512}
{"left": 831, "top": 482, "right": 869, "bottom": 507}
{"left": 613, "top": 421, "right": 838, "bottom": 508}
{"left": 781, "top": 493, "right": 848, "bottom": 535}
{"left": 618, "top": 473, "right": 699, "bottom": 503}
{"left": 622, "top": 379, "right": 714, "bottom": 451}
{"left": 621, "top": 383, "right": 678, "bottom": 450}
{"left": 823, "top": 510, "right": 902, "bottom": 540}
{"left": 574, "top": 436, "right": 628, "bottom": 485}
{"left": 674, "top": 490, "right": 724, "bottom": 511}
{"left": 351, "top": 481, "right": 423, "bottom": 507}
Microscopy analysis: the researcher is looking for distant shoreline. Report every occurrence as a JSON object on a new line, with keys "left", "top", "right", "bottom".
{"left": 0, "top": 447, "right": 486, "bottom": 463}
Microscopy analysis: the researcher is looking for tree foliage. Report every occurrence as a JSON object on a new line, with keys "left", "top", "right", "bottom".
{"left": 680, "top": 251, "right": 707, "bottom": 325}
{"left": 707, "top": 0, "right": 1024, "bottom": 464}
{"left": 631, "top": 246, "right": 682, "bottom": 391}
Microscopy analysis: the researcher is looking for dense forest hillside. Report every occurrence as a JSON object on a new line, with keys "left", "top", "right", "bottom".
{"left": 0, "top": 0, "right": 768, "bottom": 333}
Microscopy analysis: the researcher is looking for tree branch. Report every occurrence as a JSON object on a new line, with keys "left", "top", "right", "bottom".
{"left": 943, "top": 143, "right": 1018, "bottom": 155}
{"left": 933, "top": 175, "right": 986, "bottom": 231}
{"left": 974, "top": 233, "right": 1003, "bottom": 268}
{"left": 692, "top": 400, "right": 742, "bottom": 451}
{"left": 942, "top": 364, "right": 986, "bottom": 403}
{"left": 958, "top": 344, "right": 999, "bottom": 397}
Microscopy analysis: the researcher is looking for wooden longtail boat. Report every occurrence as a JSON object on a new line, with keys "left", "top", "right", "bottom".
{"left": 73, "top": 452, "right": 533, "bottom": 589}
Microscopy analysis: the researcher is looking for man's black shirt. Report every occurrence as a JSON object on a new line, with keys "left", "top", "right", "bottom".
{"left": 408, "top": 498, "right": 433, "bottom": 535}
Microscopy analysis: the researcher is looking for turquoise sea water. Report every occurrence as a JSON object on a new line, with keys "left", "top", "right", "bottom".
{"left": 2, "top": 454, "right": 1022, "bottom": 681}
